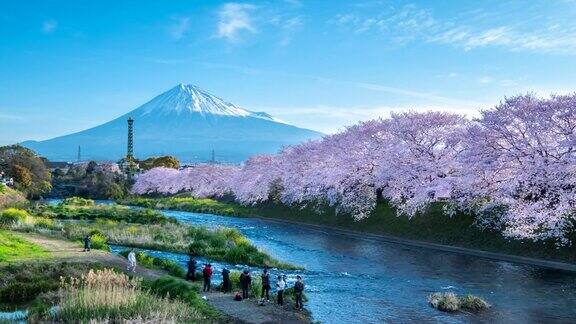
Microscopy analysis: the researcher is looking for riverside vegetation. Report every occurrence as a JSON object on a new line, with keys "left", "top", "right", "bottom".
{"left": 121, "top": 196, "right": 576, "bottom": 265}
{"left": 8, "top": 197, "right": 298, "bottom": 269}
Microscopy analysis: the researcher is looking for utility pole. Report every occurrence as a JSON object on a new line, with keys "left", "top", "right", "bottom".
{"left": 211, "top": 149, "right": 216, "bottom": 164}
{"left": 77, "top": 145, "right": 81, "bottom": 163}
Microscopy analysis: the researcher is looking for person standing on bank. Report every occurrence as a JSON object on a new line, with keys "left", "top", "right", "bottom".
{"left": 127, "top": 249, "right": 137, "bottom": 273}
{"left": 186, "top": 255, "right": 197, "bottom": 281}
{"left": 202, "top": 264, "right": 213, "bottom": 292}
{"left": 239, "top": 269, "right": 252, "bottom": 299}
{"left": 276, "top": 275, "right": 286, "bottom": 306}
{"left": 261, "top": 268, "right": 271, "bottom": 302}
{"left": 294, "top": 275, "right": 305, "bottom": 310}
{"left": 222, "top": 268, "right": 231, "bottom": 293}
{"left": 83, "top": 235, "right": 91, "bottom": 252}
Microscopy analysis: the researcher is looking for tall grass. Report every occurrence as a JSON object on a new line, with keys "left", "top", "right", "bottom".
{"left": 120, "top": 196, "right": 257, "bottom": 217}
{"left": 30, "top": 203, "right": 175, "bottom": 225}
{"left": 54, "top": 268, "right": 198, "bottom": 322}
{"left": 60, "top": 221, "right": 299, "bottom": 269}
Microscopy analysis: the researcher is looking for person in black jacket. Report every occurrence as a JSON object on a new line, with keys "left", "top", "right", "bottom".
{"left": 260, "top": 268, "right": 271, "bottom": 302}
{"left": 83, "top": 235, "right": 91, "bottom": 252}
{"left": 239, "top": 269, "right": 252, "bottom": 299}
{"left": 294, "top": 275, "right": 305, "bottom": 310}
{"left": 222, "top": 268, "right": 231, "bottom": 293}
{"left": 186, "top": 255, "right": 197, "bottom": 281}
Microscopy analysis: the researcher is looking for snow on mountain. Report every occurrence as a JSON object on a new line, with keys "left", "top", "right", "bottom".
{"left": 138, "top": 84, "right": 278, "bottom": 121}
{"left": 21, "top": 84, "right": 322, "bottom": 162}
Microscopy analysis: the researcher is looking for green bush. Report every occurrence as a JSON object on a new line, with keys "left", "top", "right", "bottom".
{"left": 61, "top": 197, "right": 95, "bottom": 206}
{"left": 227, "top": 270, "right": 262, "bottom": 298}
{"left": 0, "top": 262, "right": 105, "bottom": 304}
{"left": 0, "top": 208, "right": 29, "bottom": 226}
{"left": 145, "top": 276, "right": 221, "bottom": 320}
{"left": 34, "top": 217, "right": 56, "bottom": 229}
{"left": 89, "top": 233, "right": 110, "bottom": 251}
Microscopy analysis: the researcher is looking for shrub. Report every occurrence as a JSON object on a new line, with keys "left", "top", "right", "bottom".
{"left": 228, "top": 270, "right": 262, "bottom": 298}
{"left": 0, "top": 262, "right": 104, "bottom": 304}
{"left": 460, "top": 294, "right": 490, "bottom": 313}
{"left": 33, "top": 217, "right": 56, "bottom": 229}
{"left": 89, "top": 233, "right": 110, "bottom": 251}
{"left": 61, "top": 197, "right": 95, "bottom": 206}
{"left": 145, "top": 276, "right": 220, "bottom": 320}
{"left": 428, "top": 292, "right": 489, "bottom": 313}
{"left": 0, "top": 208, "right": 29, "bottom": 226}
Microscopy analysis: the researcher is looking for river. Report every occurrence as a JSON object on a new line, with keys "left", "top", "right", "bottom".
{"left": 107, "top": 206, "right": 576, "bottom": 323}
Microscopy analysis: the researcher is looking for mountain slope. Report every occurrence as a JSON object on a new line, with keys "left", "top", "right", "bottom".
{"left": 22, "top": 84, "right": 322, "bottom": 162}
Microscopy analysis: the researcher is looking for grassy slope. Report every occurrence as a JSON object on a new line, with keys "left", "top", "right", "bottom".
{"left": 123, "top": 197, "right": 576, "bottom": 264}
{"left": 0, "top": 230, "right": 50, "bottom": 262}
{"left": 0, "top": 185, "right": 26, "bottom": 209}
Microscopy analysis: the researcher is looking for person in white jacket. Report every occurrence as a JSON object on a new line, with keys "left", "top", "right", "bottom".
{"left": 127, "top": 250, "right": 137, "bottom": 273}
{"left": 276, "top": 275, "right": 286, "bottom": 306}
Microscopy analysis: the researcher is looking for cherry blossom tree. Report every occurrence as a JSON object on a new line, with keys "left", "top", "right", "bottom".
{"left": 458, "top": 94, "right": 576, "bottom": 243}
{"left": 377, "top": 111, "right": 469, "bottom": 216}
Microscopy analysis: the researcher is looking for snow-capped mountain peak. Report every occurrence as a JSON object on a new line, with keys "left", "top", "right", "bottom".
{"left": 136, "top": 84, "right": 281, "bottom": 122}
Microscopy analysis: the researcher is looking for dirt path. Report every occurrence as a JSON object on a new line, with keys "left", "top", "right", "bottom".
{"left": 204, "top": 291, "right": 310, "bottom": 324}
{"left": 9, "top": 232, "right": 165, "bottom": 278}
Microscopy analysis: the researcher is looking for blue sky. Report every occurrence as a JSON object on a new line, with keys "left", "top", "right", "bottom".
{"left": 1, "top": 0, "right": 576, "bottom": 144}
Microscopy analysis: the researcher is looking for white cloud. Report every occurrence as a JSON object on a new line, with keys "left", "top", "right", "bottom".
{"left": 275, "top": 16, "right": 303, "bottom": 46}
{"left": 334, "top": 3, "right": 576, "bottom": 54}
{"left": 478, "top": 76, "right": 493, "bottom": 84}
{"left": 42, "top": 20, "right": 57, "bottom": 33}
{"left": 169, "top": 17, "right": 191, "bottom": 40}
{"left": 216, "top": 3, "right": 257, "bottom": 42}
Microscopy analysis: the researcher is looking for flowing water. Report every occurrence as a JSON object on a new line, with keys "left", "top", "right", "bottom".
{"left": 109, "top": 207, "right": 576, "bottom": 323}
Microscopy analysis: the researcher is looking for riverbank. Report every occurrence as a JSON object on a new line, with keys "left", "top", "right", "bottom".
{"left": 27, "top": 199, "right": 300, "bottom": 270}
{"left": 0, "top": 231, "right": 311, "bottom": 323}
{"left": 121, "top": 197, "right": 576, "bottom": 268}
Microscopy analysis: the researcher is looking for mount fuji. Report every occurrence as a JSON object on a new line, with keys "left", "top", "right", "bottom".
{"left": 22, "top": 84, "right": 323, "bottom": 162}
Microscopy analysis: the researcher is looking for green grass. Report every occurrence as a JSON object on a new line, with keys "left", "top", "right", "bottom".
{"left": 120, "top": 196, "right": 258, "bottom": 217}
{"left": 0, "top": 230, "right": 49, "bottom": 262}
{"left": 30, "top": 202, "right": 176, "bottom": 225}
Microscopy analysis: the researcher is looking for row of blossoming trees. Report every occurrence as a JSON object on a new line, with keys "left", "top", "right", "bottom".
{"left": 133, "top": 94, "right": 576, "bottom": 244}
